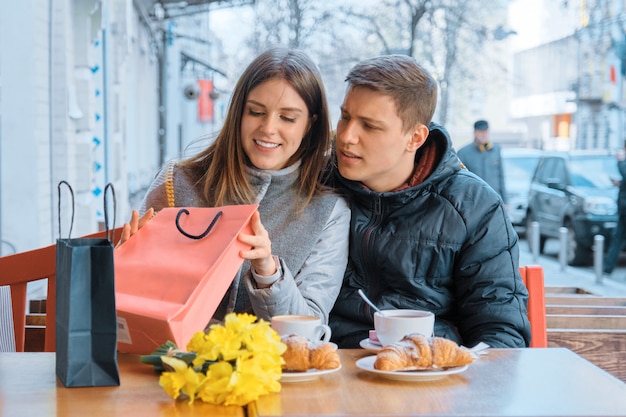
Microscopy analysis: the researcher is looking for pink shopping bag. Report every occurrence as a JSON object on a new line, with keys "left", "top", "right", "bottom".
{"left": 114, "top": 205, "right": 257, "bottom": 354}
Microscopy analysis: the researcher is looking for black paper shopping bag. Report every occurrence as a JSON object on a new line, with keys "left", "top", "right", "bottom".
{"left": 55, "top": 181, "right": 120, "bottom": 387}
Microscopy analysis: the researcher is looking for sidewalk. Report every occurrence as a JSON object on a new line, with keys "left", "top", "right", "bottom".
{"left": 519, "top": 243, "right": 626, "bottom": 297}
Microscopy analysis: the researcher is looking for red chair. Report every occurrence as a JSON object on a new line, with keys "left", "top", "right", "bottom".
{"left": 0, "top": 243, "right": 56, "bottom": 351}
{"left": 0, "top": 228, "right": 122, "bottom": 352}
{"left": 519, "top": 265, "right": 548, "bottom": 348}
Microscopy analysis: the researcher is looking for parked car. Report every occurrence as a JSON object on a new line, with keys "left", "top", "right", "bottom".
{"left": 526, "top": 151, "right": 620, "bottom": 266}
{"left": 502, "top": 148, "right": 543, "bottom": 228}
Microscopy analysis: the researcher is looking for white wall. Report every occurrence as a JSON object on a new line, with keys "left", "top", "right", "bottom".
{"left": 124, "top": 7, "right": 161, "bottom": 211}
{"left": 0, "top": 0, "right": 160, "bottom": 253}
{"left": 0, "top": 0, "right": 54, "bottom": 253}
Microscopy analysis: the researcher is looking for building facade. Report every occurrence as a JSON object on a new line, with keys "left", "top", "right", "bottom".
{"left": 0, "top": 0, "right": 236, "bottom": 254}
{"left": 511, "top": 0, "right": 626, "bottom": 151}
{"left": 0, "top": 0, "right": 161, "bottom": 254}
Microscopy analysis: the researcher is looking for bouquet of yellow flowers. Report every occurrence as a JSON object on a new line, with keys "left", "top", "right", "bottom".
{"left": 141, "top": 313, "right": 286, "bottom": 406}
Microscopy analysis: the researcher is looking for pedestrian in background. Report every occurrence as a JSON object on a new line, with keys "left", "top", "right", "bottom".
{"left": 603, "top": 142, "right": 626, "bottom": 277}
{"left": 457, "top": 120, "right": 507, "bottom": 204}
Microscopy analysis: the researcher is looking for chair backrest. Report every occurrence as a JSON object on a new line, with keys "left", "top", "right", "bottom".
{"left": 0, "top": 228, "right": 122, "bottom": 352}
{"left": 519, "top": 265, "right": 548, "bottom": 348}
{"left": 1, "top": 284, "right": 16, "bottom": 350}
{"left": 0, "top": 243, "right": 56, "bottom": 351}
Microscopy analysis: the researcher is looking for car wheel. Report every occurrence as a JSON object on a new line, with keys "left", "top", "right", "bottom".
{"left": 565, "top": 222, "right": 592, "bottom": 266}
{"left": 525, "top": 211, "right": 546, "bottom": 253}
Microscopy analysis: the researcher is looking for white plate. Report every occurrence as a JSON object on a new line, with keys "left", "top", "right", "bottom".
{"left": 359, "top": 338, "right": 382, "bottom": 353}
{"left": 355, "top": 356, "right": 468, "bottom": 381}
{"left": 280, "top": 365, "right": 342, "bottom": 383}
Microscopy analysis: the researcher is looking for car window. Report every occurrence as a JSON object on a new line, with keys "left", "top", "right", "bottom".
{"left": 532, "top": 159, "right": 544, "bottom": 182}
{"left": 569, "top": 157, "right": 617, "bottom": 189}
{"left": 536, "top": 158, "right": 560, "bottom": 184}
{"left": 553, "top": 159, "right": 566, "bottom": 182}
{"left": 504, "top": 157, "right": 538, "bottom": 182}
{"left": 570, "top": 173, "right": 594, "bottom": 187}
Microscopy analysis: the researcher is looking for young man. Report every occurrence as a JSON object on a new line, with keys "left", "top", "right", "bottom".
{"left": 457, "top": 120, "right": 507, "bottom": 203}
{"left": 329, "top": 55, "right": 531, "bottom": 349}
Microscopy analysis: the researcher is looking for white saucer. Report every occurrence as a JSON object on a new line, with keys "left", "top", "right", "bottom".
{"left": 280, "top": 365, "right": 342, "bottom": 383}
{"left": 355, "top": 356, "right": 468, "bottom": 381}
{"left": 359, "top": 338, "right": 382, "bottom": 353}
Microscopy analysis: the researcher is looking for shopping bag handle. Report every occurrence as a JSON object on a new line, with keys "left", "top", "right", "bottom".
{"left": 175, "top": 208, "right": 223, "bottom": 240}
{"left": 58, "top": 180, "right": 75, "bottom": 239}
{"left": 103, "top": 183, "right": 117, "bottom": 243}
{"left": 57, "top": 181, "right": 117, "bottom": 243}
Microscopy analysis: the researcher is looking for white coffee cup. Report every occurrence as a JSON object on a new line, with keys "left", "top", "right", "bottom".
{"left": 374, "top": 309, "right": 435, "bottom": 346}
{"left": 270, "top": 315, "right": 332, "bottom": 342}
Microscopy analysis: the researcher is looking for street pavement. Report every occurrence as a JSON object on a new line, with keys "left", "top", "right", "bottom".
{"left": 517, "top": 235, "right": 626, "bottom": 297}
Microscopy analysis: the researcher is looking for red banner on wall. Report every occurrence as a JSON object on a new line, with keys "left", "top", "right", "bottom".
{"left": 198, "top": 80, "right": 214, "bottom": 122}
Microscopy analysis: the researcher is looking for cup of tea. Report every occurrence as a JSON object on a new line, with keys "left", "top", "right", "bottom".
{"left": 270, "top": 315, "right": 332, "bottom": 342}
{"left": 374, "top": 309, "right": 435, "bottom": 346}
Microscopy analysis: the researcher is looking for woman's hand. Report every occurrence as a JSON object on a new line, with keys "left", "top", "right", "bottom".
{"left": 238, "top": 211, "right": 277, "bottom": 277}
{"left": 116, "top": 208, "right": 154, "bottom": 248}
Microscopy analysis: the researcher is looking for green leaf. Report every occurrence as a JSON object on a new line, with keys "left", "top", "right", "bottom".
{"left": 140, "top": 340, "right": 185, "bottom": 372}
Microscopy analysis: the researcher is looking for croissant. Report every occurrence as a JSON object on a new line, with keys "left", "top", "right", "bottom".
{"left": 310, "top": 342, "right": 341, "bottom": 370}
{"left": 281, "top": 334, "right": 311, "bottom": 371}
{"left": 373, "top": 334, "right": 474, "bottom": 371}
{"left": 281, "top": 334, "right": 341, "bottom": 371}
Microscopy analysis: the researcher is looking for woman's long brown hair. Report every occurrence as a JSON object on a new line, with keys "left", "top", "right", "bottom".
{"left": 179, "top": 47, "right": 332, "bottom": 210}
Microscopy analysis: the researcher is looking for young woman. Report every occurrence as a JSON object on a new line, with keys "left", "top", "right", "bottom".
{"left": 123, "top": 47, "right": 350, "bottom": 325}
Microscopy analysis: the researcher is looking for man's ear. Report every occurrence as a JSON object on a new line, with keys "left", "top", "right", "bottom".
{"left": 406, "top": 123, "right": 429, "bottom": 152}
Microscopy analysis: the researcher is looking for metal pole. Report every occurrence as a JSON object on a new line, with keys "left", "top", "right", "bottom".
{"left": 158, "top": 23, "right": 169, "bottom": 165}
{"left": 558, "top": 227, "right": 568, "bottom": 271}
{"left": 594, "top": 234, "right": 604, "bottom": 284}
{"left": 530, "top": 221, "right": 540, "bottom": 263}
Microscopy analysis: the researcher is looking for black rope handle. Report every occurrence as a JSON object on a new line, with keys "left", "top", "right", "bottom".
{"left": 57, "top": 181, "right": 75, "bottom": 239}
{"left": 175, "top": 208, "right": 223, "bottom": 240}
{"left": 103, "top": 183, "right": 117, "bottom": 244}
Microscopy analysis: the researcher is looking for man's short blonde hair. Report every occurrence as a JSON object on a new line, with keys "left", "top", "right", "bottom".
{"left": 345, "top": 55, "right": 438, "bottom": 133}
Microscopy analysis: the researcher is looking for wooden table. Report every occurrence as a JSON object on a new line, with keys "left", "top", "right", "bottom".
{"left": 4, "top": 349, "right": 626, "bottom": 417}
{"left": 0, "top": 352, "right": 244, "bottom": 417}
{"left": 249, "top": 348, "right": 626, "bottom": 417}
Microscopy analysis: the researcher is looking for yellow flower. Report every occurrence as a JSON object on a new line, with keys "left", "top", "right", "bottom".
{"left": 156, "top": 313, "right": 287, "bottom": 406}
{"left": 159, "top": 356, "right": 208, "bottom": 403}
{"left": 197, "top": 360, "right": 236, "bottom": 405}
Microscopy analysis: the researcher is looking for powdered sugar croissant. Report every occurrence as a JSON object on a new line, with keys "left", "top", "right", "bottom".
{"left": 310, "top": 342, "right": 341, "bottom": 370}
{"left": 281, "top": 334, "right": 341, "bottom": 371}
{"left": 373, "top": 334, "right": 474, "bottom": 371}
{"left": 281, "top": 334, "right": 311, "bottom": 371}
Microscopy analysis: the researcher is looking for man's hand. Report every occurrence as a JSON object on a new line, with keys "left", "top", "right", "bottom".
{"left": 116, "top": 208, "right": 154, "bottom": 248}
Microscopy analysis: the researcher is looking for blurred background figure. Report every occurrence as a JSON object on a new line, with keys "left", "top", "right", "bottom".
{"left": 603, "top": 141, "right": 626, "bottom": 278}
{"left": 457, "top": 120, "right": 507, "bottom": 205}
